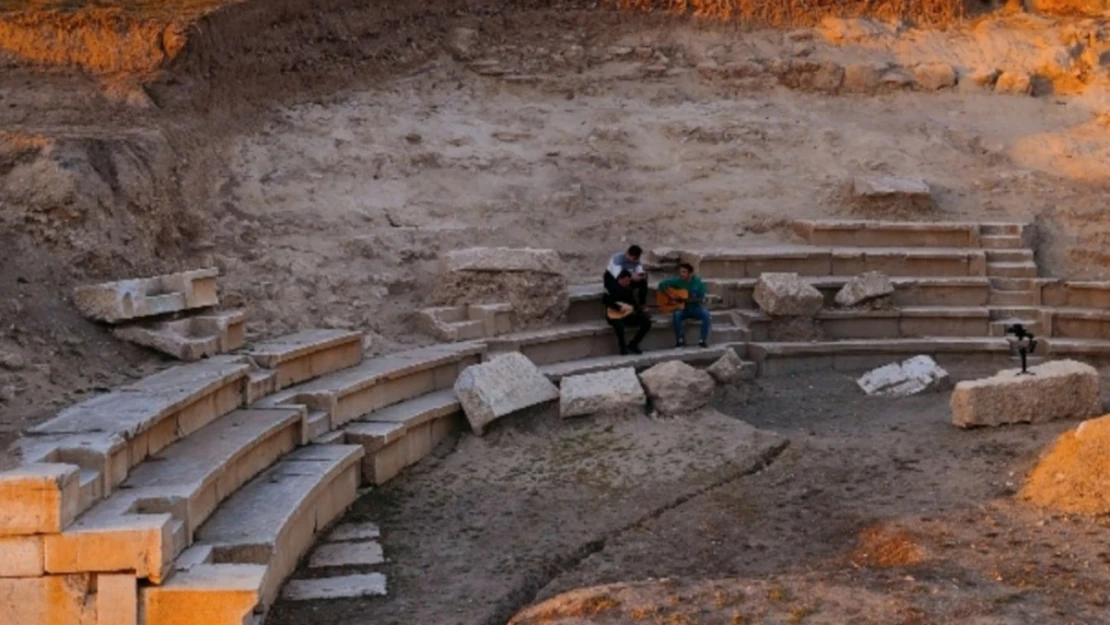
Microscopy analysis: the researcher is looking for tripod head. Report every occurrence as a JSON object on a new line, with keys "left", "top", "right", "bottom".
{"left": 1004, "top": 323, "right": 1037, "bottom": 375}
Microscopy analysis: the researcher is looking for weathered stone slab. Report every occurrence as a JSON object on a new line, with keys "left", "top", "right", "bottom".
{"left": 706, "top": 350, "right": 755, "bottom": 385}
{"left": 243, "top": 329, "right": 363, "bottom": 390}
{"left": 282, "top": 573, "right": 387, "bottom": 601}
{"left": 639, "top": 360, "right": 715, "bottom": 416}
{"left": 857, "top": 355, "right": 949, "bottom": 397}
{"left": 835, "top": 272, "right": 895, "bottom": 308}
{"left": 853, "top": 176, "right": 931, "bottom": 199}
{"left": 97, "top": 573, "right": 138, "bottom": 625}
{"left": 559, "top": 368, "right": 646, "bottom": 419}
{"left": 753, "top": 272, "right": 824, "bottom": 316}
{"left": 44, "top": 510, "right": 174, "bottom": 582}
{"left": 142, "top": 563, "right": 264, "bottom": 625}
{"left": 73, "top": 268, "right": 219, "bottom": 324}
{"left": 0, "top": 574, "right": 95, "bottom": 625}
{"left": 454, "top": 353, "right": 559, "bottom": 434}
{"left": 113, "top": 309, "right": 247, "bottom": 361}
{"left": 951, "top": 359, "right": 1100, "bottom": 428}
{"left": 0, "top": 463, "right": 80, "bottom": 536}
{"left": 329, "top": 522, "right": 380, "bottom": 542}
{"left": 309, "top": 541, "right": 384, "bottom": 568}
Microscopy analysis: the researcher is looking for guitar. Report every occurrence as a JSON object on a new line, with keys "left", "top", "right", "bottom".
{"left": 655, "top": 287, "right": 691, "bottom": 314}
{"left": 606, "top": 303, "right": 637, "bottom": 321}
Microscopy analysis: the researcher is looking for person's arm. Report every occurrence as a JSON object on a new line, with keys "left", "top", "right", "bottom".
{"left": 606, "top": 254, "right": 624, "bottom": 279}
{"left": 690, "top": 278, "right": 707, "bottom": 303}
{"left": 602, "top": 290, "right": 625, "bottom": 311}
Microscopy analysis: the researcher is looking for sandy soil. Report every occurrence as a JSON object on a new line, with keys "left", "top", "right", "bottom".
{"left": 268, "top": 365, "right": 1110, "bottom": 625}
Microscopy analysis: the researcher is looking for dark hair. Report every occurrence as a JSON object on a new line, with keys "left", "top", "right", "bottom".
{"left": 679, "top": 262, "right": 694, "bottom": 273}
{"left": 617, "top": 269, "right": 632, "bottom": 279}
{"left": 627, "top": 245, "right": 643, "bottom": 258}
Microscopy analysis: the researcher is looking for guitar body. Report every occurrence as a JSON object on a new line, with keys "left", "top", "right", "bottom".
{"left": 655, "top": 287, "right": 689, "bottom": 314}
{"left": 606, "top": 305, "right": 635, "bottom": 321}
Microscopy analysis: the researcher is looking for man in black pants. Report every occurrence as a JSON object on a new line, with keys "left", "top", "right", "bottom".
{"left": 604, "top": 270, "right": 652, "bottom": 355}
{"left": 604, "top": 245, "right": 648, "bottom": 307}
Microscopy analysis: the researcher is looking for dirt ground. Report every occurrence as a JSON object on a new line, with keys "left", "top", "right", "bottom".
{"left": 266, "top": 364, "right": 1110, "bottom": 625}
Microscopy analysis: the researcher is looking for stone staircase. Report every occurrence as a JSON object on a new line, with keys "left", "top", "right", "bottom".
{"left": 12, "top": 218, "right": 1110, "bottom": 625}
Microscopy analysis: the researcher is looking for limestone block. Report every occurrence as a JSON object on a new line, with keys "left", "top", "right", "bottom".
{"left": 142, "top": 564, "right": 264, "bottom": 625}
{"left": 73, "top": 268, "right": 219, "bottom": 324}
{"left": 0, "top": 463, "right": 80, "bottom": 536}
{"left": 97, "top": 574, "right": 137, "bottom": 625}
{"left": 454, "top": 353, "right": 559, "bottom": 434}
{"left": 639, "top": 360, "right": 715, "bottom": 416}
{"left": 912, "top": 62, "right": 957, "bottom": 90}
{"left": 0, "top": 574, "right": 96, "bottom": 625}
{"left": 753, "top": 273, "right": 824, "bottom": 317}
{"left": 282, "top": 573, "right": 387, "bottom": 601}
{"left": 995, "top": 71, "right": 1033, "bottom": 96}
{"left": 836, "top": 272, "right": 895, "bottom": 308}
{"left": 113, "top": 310, "right": 247, "bottom": 361}
{"left": 44, "top": 513, "right": 175, "bottom": 582}
{"left": 857, "top": 356, "right": 949, "bottom": 397}
{"left": 243, "top": 329, "right": 363, "bottom": 390}
{"left": 706, "top": 350, "right": 754, "bottom": 385}
{"left": 951, "top": 359, "right": 1100, "bottom": 428}
{"left": 559, "top": 368, "right": 646, "bottom": 419}
{"left": 853, "top": 176, "right": 931, "bottom": 199}
{"left": 309, "top": 541, "right": 384, "bottom": 568}
{"left": 0, "top": 535, "right": 44, "bottom": 576}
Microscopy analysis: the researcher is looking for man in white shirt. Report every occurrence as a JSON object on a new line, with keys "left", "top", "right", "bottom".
{"left": 604, "top": 245, "right": 648, "bottom": 307}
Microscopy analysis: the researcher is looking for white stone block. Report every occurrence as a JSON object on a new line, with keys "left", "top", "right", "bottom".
{"left": 282, "top": 573, "right": 387, "bottom": 601}
{"left": 857, "top": 355, "right": 949, "bottom": 397}
{"left": 309, "top": 542, "right": 384, "bottom": 568}
{"left": 753, "top": 273, "right": 823, "bottom": 317}
{"left": 454, "top": 353, "right": 559, "bottom": 434}
{"left": 559, "top": 368, "right": 646, "bottom": 419}
{"left": 0, "top": 463, "right": 81, "bottom": 536}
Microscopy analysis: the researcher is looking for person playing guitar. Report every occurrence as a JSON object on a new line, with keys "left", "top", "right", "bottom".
{"left": 604, "top": 270, "right": 653, "bottom": 355}
{"left": 656, "top": 262, "right": 711, "bottom": 348}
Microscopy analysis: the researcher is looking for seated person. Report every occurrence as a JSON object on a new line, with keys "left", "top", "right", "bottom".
{"left": 657, "top": 262, "right": 711, "bottom": 348}
{"left": 604, "top": 245, "right": 648, "bottom": 307}
{"left": 603, "top": 270, "right": 652, "bottom": 355}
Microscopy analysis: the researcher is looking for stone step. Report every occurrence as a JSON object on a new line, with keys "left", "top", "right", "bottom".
{"left": 538, "top": 346, "right": 746, "bottom": 382}
{"left": 980, "top": 234, "right": 1023, "bottom": 249}
{"left": 793, "top": 219, "right": 987, "bottom": 248}
{"left": 487, "top": 318, "right": 747, "bottom": 366}
{"left": 985, "top": 249, "right": 1033, "bottom": 263}
{"left": 144, "top": 562, "right": 268, "bottom": 625}
{"left": 980, "top": 222, "right": 1026, "bottom": 236}
{"left": 255, "top": 342, "right": 485, "bottom": 431}
{"left": 182, "top": 445, "right": 365, "bottom": 611}
{"left": 1042, "top": 281, "right": 1110, "bottom": 308}
{"left": 343, "top": 389, "right": 461, "bottom": 485}
{"left": 656, "top": 246, "right": 989, "bottom": 280}
{"left": 989, "top": 277, "right": 1037, "bottom": 291}
{"left": 1048, "top": 308, "right": 1110, "bottom": 340}
{"left": 241, "top": 329, "right": 363, "bottom": 391}
{"left": 986, "top": 262, "right": 1037, "bottom": 278}
{"left": 987, "top": 306, "right": 1044, "bottom": 321}
{"left": 73, "top": 268, "right": 220, "bottom": 324}
{"left": 988, "top": 290, "right": 1038, "bottom": 306}
{"left": 37, "top": 408, "right": 305, "bottom": 583}
{"left": 19, "top": 356, "right": 252, "bottom": 511}
{"left": 113, "top": 309, "right": 248, "bottom": 362}
{"left": 417, "top": 303, "right": 513, "bottom": 342}
{"left": 749, "top": 338, "right": 1013, "bottom": 376}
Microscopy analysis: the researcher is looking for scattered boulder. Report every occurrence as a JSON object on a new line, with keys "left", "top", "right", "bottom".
{"left": 445, "top": 26, "right": 479, "bottom": 61}
{"left": 707, "top": 350, "right": 755, "bottom": 385}
{"left": 454, "top": 353, "right": 559, "bottom": 435}
{"left": 439, "top": 247, "right": 568, "bottom": 330}
{"left": 853, "top": 176, "right": 931, "bottom": 200}
{"left": 1020, "top": 414, "right": 1110, "bottom": 515}
{"left": 0, "top": 349, "right": 25, "bottom": 371}
{"left": 842, "top": 63, "right": 883, "bottom": 93}
{"left": 836, "top": 272, "right": 895, "bottom": 308}
{"left": 911, "top": 63, "right": 957, "bottom": 90}
{"left": 858, "top": 356, "right": 949, "bottom": 397}
{"left": 753, "top": 273, "right": 824, "bottom": 317}
{"left": 951, "top": 359, "right": 1100, "bottom": 428}
{"left": 639, "top": 360, "right": 715, "bottom": 416}
{"left": 559, "top": 367, "right": 646, "bottom": 419}
{"left": 995, "top": 71, "right": 1033, "bottom": 96}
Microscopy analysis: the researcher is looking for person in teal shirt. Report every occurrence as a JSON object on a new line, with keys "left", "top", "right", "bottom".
{"left": 657, "top": 262, "right": 711, "bottom": 348}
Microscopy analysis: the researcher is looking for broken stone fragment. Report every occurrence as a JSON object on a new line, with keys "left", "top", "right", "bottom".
{"left": 639, "top": 360, "right": 715, "bottom": 416}
{"left": 835, "top": 272, "right": 895, "bottom": 308}
{"left": 753, "top": 273, "right": 824, "bottom": 317}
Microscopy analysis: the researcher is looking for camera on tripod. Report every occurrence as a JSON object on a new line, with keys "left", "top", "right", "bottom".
{"left": 1004, "top": 323, "right": 1037, "bottom": 375}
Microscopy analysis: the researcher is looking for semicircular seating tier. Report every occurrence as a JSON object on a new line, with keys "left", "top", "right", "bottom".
{"left": 5, "top": 218, "right": 1110, "bottom": 625}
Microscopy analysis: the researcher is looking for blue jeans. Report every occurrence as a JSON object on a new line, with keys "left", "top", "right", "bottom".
{"left": 673, "top": 307, "right": 711, "bottom": 344}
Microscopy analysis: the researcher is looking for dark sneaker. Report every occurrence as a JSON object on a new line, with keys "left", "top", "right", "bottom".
{"left": 698, "top": 341, "right": 709, "bottom": 348}
{"left": 675, "top": 341, "right": 686, "bottom": 349}
{"left": 628, "top": 345, "right": 643, "bottom": 355}
{"left": 619, "top": 348, "right": 629, "bottom": 356}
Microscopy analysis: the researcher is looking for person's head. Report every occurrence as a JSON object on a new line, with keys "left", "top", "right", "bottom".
{"left": 617, "top": 269, "right": 632, "bottom": 287}
{"left": 678, "top": 262, "right": 694, "bottom": 280}
{"left": 626, "top": 245, "right": 643, "bottom": 263}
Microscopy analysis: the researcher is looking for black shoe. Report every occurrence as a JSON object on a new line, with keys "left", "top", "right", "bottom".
{"left": 675, "top": 341, "right": 686, "bottom": 349}
{"left": 628, "top": 345, "right": 643, "bottom": 355}
{"left": 699, "top": 341, "right": 709, "bottom": 348}
{"left": 619, "top": 348, "right": 629, "bottom": 356}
